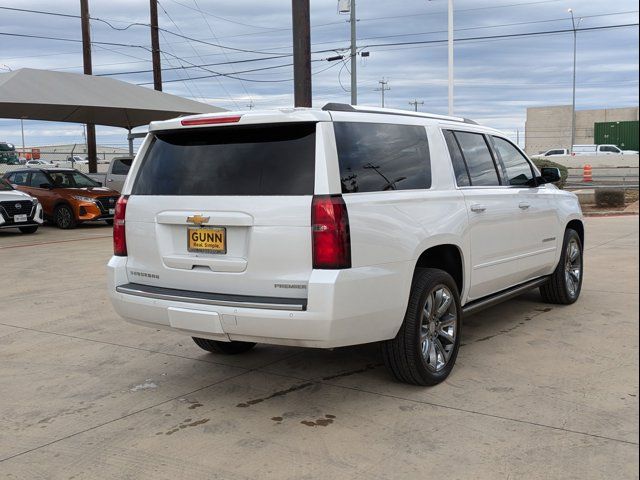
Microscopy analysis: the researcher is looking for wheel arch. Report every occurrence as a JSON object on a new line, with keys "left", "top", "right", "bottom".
{"left": 566, "top": 219, "right": 584, "bottom": 248}
{"left": 413, "top": 244, "right": 464, "bottom": 295}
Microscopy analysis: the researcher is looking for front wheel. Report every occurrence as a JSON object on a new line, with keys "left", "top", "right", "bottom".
{"left": 53, "top": 205, "right": 76, "bottom": 229}
{"left": 381, "top": 268, "right": 461, "bottom": 386}
{"left": 540, "top": 228, "right": 583, "bottom": 304}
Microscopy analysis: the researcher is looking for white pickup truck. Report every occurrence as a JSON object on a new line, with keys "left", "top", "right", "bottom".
{"left": 572, "top": 144, "right": 638, "bottom": 156}
{"left": 107, "top": 104, "right": 584, "bottom": 386}
{"left": 88, "top": 156, "right": 132, "bottom": 192}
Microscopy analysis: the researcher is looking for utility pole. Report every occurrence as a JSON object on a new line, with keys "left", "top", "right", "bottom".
{"left": 291, "top": 0, "right": 312, "bottom": 107}
{"left": 350, "top": 0, "right": 357, "bottom": 105}
{"left": 150, "top": 0, "right": 162, "bottom": 91}
{"left": 447, "top": 0, "right": 454, "bottom": 115}
{"left": 80, "top": 0, "right": 97, "bottom": 173}
{"left": 568, "top": 8, "right": 580, "bottom": 154}
{"left": 375, "top": 78, "right": 390, "bottom": 108}
{"left": 409, "top": 99, "right": 424, "bottom": 112}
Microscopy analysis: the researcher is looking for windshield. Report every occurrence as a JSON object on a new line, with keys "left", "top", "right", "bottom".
{"left": 0, "top": 178, "right": 14, "bottom": 191}
{"left": 0, "top": 143, "right": 15, "bottom": 152}
{"left": 49, "top": 171, "right": 101, "bottom": 188}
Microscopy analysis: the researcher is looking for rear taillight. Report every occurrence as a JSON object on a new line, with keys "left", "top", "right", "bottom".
{"left": 311, "top": 195, "right": 351, "bottom": 269}
{"left": 113, "top": 195, "right": 128, "bottom": 256}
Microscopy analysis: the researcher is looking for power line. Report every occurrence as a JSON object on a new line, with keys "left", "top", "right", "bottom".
{"left": 189, "top": 0, "right": 253, "bottom": 104}
{"left": 360, "top": 23, "right": 640, "bottom": 50}
{"left": 156, "top": 0, "right": 239, "bottom": 108}
{"left": 0, "top": 5, "right": 285, "bottom": 56}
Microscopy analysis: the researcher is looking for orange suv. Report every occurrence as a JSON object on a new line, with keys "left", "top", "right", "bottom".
{"left": 3, "top": 168, "right": 120, "bottom": 229}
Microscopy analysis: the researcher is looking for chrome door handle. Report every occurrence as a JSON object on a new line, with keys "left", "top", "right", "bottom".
{"left": 519, "top": 202, "right": 531, "bottom": 210}
{"left": 470, "top": 204, "right": 486, "bottom": 213}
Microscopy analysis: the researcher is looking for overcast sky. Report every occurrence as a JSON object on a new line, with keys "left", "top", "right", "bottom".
{"left": 0, "top": 0, "right": 638, "bottom": 150}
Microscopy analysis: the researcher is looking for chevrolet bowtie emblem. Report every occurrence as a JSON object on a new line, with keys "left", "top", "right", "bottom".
{"left": 187, "top": 214, "right": 210, "bottom": 225}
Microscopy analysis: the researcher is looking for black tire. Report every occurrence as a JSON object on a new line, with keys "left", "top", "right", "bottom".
{"left": 53, "top": 204, "right": 77, "bottom": 229}
{"left": 381, "top": 268, "right": 461, "bottom": 386}
{"left": 192, "top": 337, "right": 256, "bottom": 355}
{"left": 19, "top": 225, "right": 38, "bottom": 234}
{"left": 540, "top": 228, "right": 583, "bottom": 305}
{"left": 105, "top": 219, "right": 114, "bottom": 226}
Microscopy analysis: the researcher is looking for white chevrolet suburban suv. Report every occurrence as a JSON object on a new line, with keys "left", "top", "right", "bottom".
{"left": 108, "top": 104, "right": 584, "bottom": 386}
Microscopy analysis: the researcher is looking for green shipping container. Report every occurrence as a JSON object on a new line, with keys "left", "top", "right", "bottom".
{"left": 594, "top": 120, "right": 639, "bottom": 151}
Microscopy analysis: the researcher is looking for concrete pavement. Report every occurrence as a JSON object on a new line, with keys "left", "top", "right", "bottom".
{"left": 0, "top": 217, "right": 638, "bottom": 479}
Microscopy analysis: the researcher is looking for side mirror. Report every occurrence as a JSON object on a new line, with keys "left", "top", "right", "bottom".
{"left": 539, "top": 167, "right": 561, "bottom": 184}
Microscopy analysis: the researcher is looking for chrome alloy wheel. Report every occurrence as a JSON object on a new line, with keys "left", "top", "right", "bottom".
{"left": 420, "top": 285, "right": 458, "bottom": 372}
{"left": 564, "top": 238, "right": 582, "bottom": 298}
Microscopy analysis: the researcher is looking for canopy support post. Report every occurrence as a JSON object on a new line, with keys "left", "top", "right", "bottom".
{"left": 127, "top": 129, "right": 134, "bottom": 157}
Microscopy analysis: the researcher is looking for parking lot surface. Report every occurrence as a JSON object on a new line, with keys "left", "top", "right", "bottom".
{"left": 1, "top": 217, "right": 638, "bottom": 479}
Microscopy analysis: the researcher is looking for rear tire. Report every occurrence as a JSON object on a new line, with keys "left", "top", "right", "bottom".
{"left": 192, "top": 337, "right": 256, "bottom": 355}
{"left": 381, "top": 268, "right": 461, "bottom": 386}
{"left": 53, "top": 204, "right": 76, "bottom": 229}
{"left": 540, "top": 228, "right": 583, "bottom": 305}
{"left": 19, "top": 225, "right": 38, "bottom": 234}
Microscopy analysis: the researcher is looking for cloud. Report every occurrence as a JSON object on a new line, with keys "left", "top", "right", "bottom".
{"left": 0, "top": 0, "right": 638, "bottom": 146}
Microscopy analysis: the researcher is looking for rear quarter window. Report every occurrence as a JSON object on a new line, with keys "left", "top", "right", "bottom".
{"left": 133, "top": 123, "right": 316, "bottom": 196}
{"left": 334, "top": 122, "right": 431, "bottom": 193}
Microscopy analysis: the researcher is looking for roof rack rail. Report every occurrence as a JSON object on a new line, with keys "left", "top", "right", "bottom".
{"left": 321, "top": 102, "right": 478, "bottom": 125}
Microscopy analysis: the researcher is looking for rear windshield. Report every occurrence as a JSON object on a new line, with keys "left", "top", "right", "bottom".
{"left": 133, "top": 123, "right": 316, "bottom": 196}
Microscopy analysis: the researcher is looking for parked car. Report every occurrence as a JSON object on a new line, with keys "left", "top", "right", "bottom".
{"left": 87, "top": 156, "right": 132, "bottom": 192}
{"left": 3, "top": 168, "right": 120, "bottom": 229}
{"left": 107, "top": 104, "right": 584, "bottom": 386}
{"left": 0, "top": 177, "right": 43, "bottom": 233}
{"left": 0, "top": 142, "right": 19, "bottom": 165}
{"left": 572, "top": 144, "right": 638, "bottom": 155}
{"left": 531, "top": 148, "right": 569, "bottom": 159}
{"left": 67, "top": 155, "right": 89, "bottom": 165}
{"left": 26, "top": 159, "right": 58, "bottom": 167}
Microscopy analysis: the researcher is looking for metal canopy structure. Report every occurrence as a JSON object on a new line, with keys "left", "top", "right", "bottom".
{"left": 0, "top": 68, "right": 223, "bottom": 156}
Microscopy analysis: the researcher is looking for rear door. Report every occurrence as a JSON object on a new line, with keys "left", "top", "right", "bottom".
{"left": 444, "top": 130, "right": 524, "bottom": 301}
{"left": 123, "top": 122, "right": 319, "bottom": 300}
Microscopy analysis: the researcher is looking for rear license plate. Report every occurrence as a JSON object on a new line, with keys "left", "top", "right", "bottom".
{"left": 14, "top": 214, "right": 27, "bottom": 223}
{"left": 187, "top": 227, "right": 226, "bottom": 254}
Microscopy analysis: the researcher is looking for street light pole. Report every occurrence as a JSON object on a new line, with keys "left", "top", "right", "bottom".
{"left": 350, "top": 0, "right": 357, "bottom": 105}
{"left": 568, "top": 8, "right": 579, "bottom": 154}
{"left": 448, "top": 0, "right": 454, "bottom": 116}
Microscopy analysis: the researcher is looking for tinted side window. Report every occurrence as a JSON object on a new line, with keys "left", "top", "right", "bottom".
{"left": 111, "top": 158, "right": 132, "bottom": 176}
{"left": 9, "top": 172, "right": 29, "bottom": 186}
{"left": 29, "top": 172, "right": 51, "bottom": 187}
{"left": 334, "top": 122, "right": 431, "bottom": 193}
{"left": 491, "top": 137, "right": 535, "bottom": 187}
{"left": 600, "top": 146, "right": 619, "bottom": 153}
{"left": 133, "top": 123, "right": 316, "bottom": 196}
{"left": 443, "top": 130, "right": 470, "bottom": 186}
{"left": 453, "top": 132, "right": 500, "bottom": 186}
